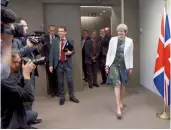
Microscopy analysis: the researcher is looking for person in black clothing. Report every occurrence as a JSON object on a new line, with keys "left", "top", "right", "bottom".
{"left": 100, "top": 27, "right": 111, "bottom": 84}
{"left": 84, "top": 31, "right": 100, "bottom": 88}
{"left": 81, "top": 30, "right": 91, "bottom": 82}
{"left": 1, "top": 51, "right": 36, "bottom": 129}
{"left": 12, "top": 18, "right": 42, "bottom": 126}
{"left": 41, "top": 25, "right": 59, "bottom": 97}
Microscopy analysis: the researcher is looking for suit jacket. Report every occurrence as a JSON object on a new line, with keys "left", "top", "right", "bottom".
{"left": 49, "top": 37, "right": 75, "bottom": 69}
{"left": 41, "top": 34, "right": 58, "bottom": 63}
{"left": 81, "top": 37, "right": 91, "bottom": 58}
{"left": 12, "top": 38, "right": 39, "bottom": 76}
{"left": 84, "top": 38, "right": 101, "bottom": 64}
{"left": 106, "top": 36, "right": 134, "bottom": 69}
{"left": 100, "top": 34, "right": 111, "bottom": 57}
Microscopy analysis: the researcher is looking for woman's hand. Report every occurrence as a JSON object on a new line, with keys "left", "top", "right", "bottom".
{"left": 128, "top": 68, "right": 132, "bottom": 75}
{"left": 105, "top": 66, "right": 109, "bottom": 75}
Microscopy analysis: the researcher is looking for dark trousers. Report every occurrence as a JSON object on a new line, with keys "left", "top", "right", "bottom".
{"left": 57, "top": 61, "right": 74, "bottom": 98}
{"left": 100, "top": 57, "right": 107, "bottom": 83}
{"left": 30, "top": 71, "right": 35, "bottom": 90}
{"left": 82, "top": 57, "right": 87, "bottom": 79}
{"left": 86, "top": 62, "right": 98, "bottom": 87}
{"left": 46, "top": 65, "right": 58, "bottom": 95}
{"left": 26, "top": 110, "right": 38, "bottom": 124}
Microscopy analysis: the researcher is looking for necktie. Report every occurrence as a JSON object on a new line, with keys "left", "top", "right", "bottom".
{"left": 50, "top": 35, "right": 55, "bottom": 44}
{"left": 92, "top": 39, "right": 96, "bottom": 56}
{"left": 60, "top": 39, "right": 65, "bottom": 62}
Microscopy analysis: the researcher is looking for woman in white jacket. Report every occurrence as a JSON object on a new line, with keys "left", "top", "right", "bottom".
{"left": 105, "top": 24, "right": 133, "bottom": 119}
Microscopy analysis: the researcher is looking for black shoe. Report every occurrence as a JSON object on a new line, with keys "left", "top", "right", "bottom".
{"left": 101, "top": 82, "right": 106, "bottom": 85}
{"left": 83, "top": 78, "right": 88, "bottom": 82}
{"left": 59, "top": 98, "right": 65, "bottom": 105}
{"left": 93, "top": 84, "right": 99, "bottom": 87}
{"left": 89, "top": 86, "right": 93, "bottom": 89}
{"left": 51, "top": 93, "right": 56, "bottom": 97}
{"left": 28, "top": 119, "right": 42, "bottom": 125}
{"left": 70, "top": 96, "right": 79, "bottom": 103}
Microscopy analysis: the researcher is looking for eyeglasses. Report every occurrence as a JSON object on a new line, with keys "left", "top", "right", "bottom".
{"left": 58, "top": 31, "right": 65, "bottom": 32}
{"left": 12, "top": 60, "right": 21, "bottom": 64}
{"left": 50, "top": 30, "right": 55, "bottom": 32}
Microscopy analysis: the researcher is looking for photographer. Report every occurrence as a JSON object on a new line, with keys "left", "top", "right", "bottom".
{"left": 1, "top": 51, "right": 36, "bottom": 129}
{"left": 12, "top": 18, "right": 38, "bottom": 87}
{"left": 1, "top": 8, "right": 17, "bottom": 80}
{"left": 12, "top": 18, "right": 42, "bottom": 126}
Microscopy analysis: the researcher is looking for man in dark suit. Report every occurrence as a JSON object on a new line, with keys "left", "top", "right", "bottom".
{"left": 84, "top": 31, "right": 100, "bottom": 88}
{"left": 41, "top": 25, "right": 59, "bottom": 97}
{"left": 100, "top": 27, "right": 111, "bottom": 84}
{"left": 81, "top": 30, "right": 91, "bottom": 82}
{"left": 49, "top": 26, "right": 79, "bottom": 105}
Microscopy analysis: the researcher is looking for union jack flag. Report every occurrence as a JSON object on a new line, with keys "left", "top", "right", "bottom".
{"left": 153, "top": 8, "right": 171, "bottom": 105}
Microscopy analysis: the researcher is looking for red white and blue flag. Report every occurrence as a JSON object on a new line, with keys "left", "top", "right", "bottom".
{"left": 153, "top": 8, "right": 171, "bottom": 105}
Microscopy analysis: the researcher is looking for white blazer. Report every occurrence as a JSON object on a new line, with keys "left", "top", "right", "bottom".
{"left": 105, "top": 36, "right": 134, "bottom": 69}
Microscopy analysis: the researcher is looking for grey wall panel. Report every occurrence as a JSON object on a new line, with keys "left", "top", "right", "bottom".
{"left": 124, "top": 0, "right": 140, "bottom": 88}
{"left": 43, "top": 4, "right": 83, "bottom": 92}
{"left": 81, "top": 17, "right": 111, "bottom": 36}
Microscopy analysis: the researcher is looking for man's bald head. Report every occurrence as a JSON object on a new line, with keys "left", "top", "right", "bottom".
{"left": 105, "top": 27, "right": 111, "bottom": 35}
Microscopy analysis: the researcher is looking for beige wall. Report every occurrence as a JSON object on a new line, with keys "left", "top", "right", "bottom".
{"left": 139, "top": 0, "right": 164, "bottom": 95}
{"left": 8, "top": 0, "right": 140, "bottom": 96}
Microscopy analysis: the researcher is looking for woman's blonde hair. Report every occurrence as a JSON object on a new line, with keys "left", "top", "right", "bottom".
{"left": 91, "top": 30, "right": 97, "bottom": 38}
{"left": 116, "top": 24, "right": 128, "bottom": 33}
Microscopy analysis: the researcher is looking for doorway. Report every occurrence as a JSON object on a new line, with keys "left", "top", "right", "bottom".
{"left": 80, "top": 6, "right": 112, "bottom": 37}
{"left": 80, "top": 6, "right": 112, "bottom": 86}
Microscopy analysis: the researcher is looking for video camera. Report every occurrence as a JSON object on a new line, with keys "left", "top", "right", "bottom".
{"left": 1, "top": 0, "right": 9, "bottom": 7}
{"left": 22, "top": 57, "right": 46, "bottom": 66}
{"left": 26, "top": 31, "right": 46, "bottom": 45}
{"left": 1, "top": 23, "right": 24, "bottom": 37}
{"left": 1, "top": 0, "right": 25, "bottom": 37}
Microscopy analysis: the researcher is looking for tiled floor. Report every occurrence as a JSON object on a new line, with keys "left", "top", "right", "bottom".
{"left": 33, "top": 85, "right": 170, "bottom": 129}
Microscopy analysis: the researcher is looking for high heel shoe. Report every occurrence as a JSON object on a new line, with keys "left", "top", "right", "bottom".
{"left": 116, "top": 112, "right": 122, "bottom": 120}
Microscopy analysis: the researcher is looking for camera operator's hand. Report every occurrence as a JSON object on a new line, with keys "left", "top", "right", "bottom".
{"left": 26, "top": 39, "right": 34, "bottom": 47}
{"left": 22, "top": 61, "right": 36, "bottom": 80}
{"left": 49, "top": 66, "right": 53, "bottom": 73}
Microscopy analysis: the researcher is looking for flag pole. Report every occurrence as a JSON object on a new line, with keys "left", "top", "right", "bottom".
{"left": 156, "top": 0, "right": 170, "bottom": 120}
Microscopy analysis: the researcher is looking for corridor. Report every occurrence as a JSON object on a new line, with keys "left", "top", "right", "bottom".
{"left": 33, "top": 85, "right": 170, "bottom": 129}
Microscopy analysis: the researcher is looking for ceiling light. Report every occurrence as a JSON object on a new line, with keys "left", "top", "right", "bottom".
{"left": 103, "top": 11, "right": 106, "bottom": 12}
